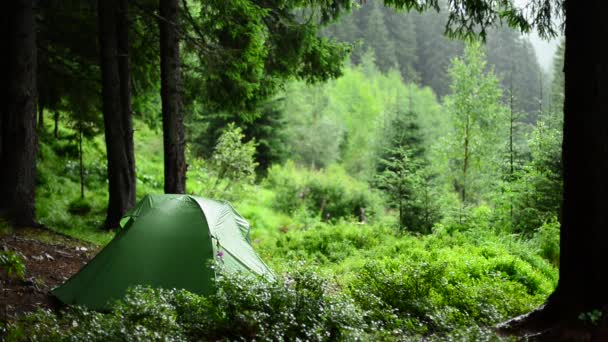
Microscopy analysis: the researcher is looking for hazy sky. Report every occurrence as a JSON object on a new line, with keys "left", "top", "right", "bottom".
{"left": 526, "top": 31, "right": 561, "bottom": 72}
{"left": 514, "top": 0, "right": 562, "bottom": 72}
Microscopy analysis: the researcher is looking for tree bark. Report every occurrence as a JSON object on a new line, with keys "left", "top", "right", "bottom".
{"left": 498, "top": 0, "right": 608, "bottom": 338}
{"left": 159, "top": 0, "right": 186, "bottom": 194}
{"left": 0, "top": 0, "right": 38, "bottom": 227}
{"left": 98, "top": 0, "right": 136, "bottom": 229}
{"left": 462, "top": 116, "right": 469, "bottom": 204}
{"left": 117, "top": 0, "right": 135, "bottom": 196}
{"left": 0, "top": 3, "right": 6, "bottom": 165}
{"left": 79, "top": 121, "right": 85, "bottom": 199}
{"left": 556, "top": 0, "right": 608, "bottom": 313}
{"left": 37, "top": 31, "right": 48, "bottom": 134}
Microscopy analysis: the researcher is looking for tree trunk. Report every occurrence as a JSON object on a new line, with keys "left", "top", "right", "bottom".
{"left": 462, "top": 114, "right": 469, "bottom": 204}
{"left": 0, "top": 0, "right": 38, "bottom": 227}
{"left": 98, "top": 0, "right": 136, "bottom": 229}
{"left": 556, "top": 0, "right": 608, "bottom": 313}
{"left": 498, "top": 0, "right": 608, "bottom": 338}
{"left": 459, "top": 113, "right": 470, "bottom": 224}
{"left": 0, "top": 3, "right": 6, "bottom": 165}
{"left": 79, "top": 124, "right": 85, "bottom": 199}
{"left": 117, "top": 0, "right": 135, "bottom": 197}
{"left": 37, "top": 32, "right": 46, "bottom": 134}
{"left": 159, "top": 0, "right": 186, "bottom": 194}
{"left": 509, "top": 78, "right": 515, "bottom": 227}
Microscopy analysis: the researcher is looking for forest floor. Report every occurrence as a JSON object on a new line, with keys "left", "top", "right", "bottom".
{"left": 0, "top": 227, "right": 97, "bottom": 322}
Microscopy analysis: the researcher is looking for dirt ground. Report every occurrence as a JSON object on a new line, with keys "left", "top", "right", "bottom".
{"left": 0, "top": 228, "right": 97, "bottom": 322}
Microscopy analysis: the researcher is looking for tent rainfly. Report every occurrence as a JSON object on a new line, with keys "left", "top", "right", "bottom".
{"left": 52, "top": 194, "right": 273, "bottom": 310}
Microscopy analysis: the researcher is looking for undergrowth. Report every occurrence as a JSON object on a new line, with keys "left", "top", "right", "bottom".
{"left": 19, "top": 119, "right": 559, "bottom": 341}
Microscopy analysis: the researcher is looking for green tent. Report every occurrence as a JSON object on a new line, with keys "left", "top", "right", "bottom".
{"left": 52, "top": 194, "right": 273, "bottom": 310}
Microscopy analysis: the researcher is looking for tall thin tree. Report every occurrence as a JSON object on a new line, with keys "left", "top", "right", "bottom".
{"left": 0, "top": 0, "right": 39, "bottom": 226}
{"left": 159, "top": 0, "right": 186, "bottom": 194}
{"left": 117, "top": 0, "right": 135, "bottom": 197}
{"left": 98, "top": 0, "right": 136, "bottom": 229}
{"left": 508, "top": 69, "right": 515, "bottom": 227}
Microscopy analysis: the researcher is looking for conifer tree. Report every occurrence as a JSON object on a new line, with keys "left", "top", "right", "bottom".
{"left": 382, "top": 8, "right": 419, "bottom": 82}
{"left": 358, "top": 1, "right": 397, "bottom": 72}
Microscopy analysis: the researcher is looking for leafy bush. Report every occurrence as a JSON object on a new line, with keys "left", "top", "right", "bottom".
{"left": 4, "top": 289, "right": 183, "bottom": 341}
{"left": 211, "top": 123, "right": 258, "bottom": 183}
{"left": 5, "top": 270, "right": 368, "bottom": 341}
{"left": 177, "top": 270, "right": 367, "bottom": 341}
{"left": 67, "top": 198, "right": 92, "bottom": 215}
{"left": 257, "top": 217, "right": 557, "bottom": 340}
{"left": 265, "top": 162, "right": 383, "bottom": 222}
{"left": 348, "top": 237, "right": 553, "bottom": 339}
{"left": 188, "top": 123, "right": 258, "bottom": 201}
{"left": 0, "top": 250, "right": 26, "bottom": 281}
{"left": 532, "top": 217, "right": 560, "bottom": 266}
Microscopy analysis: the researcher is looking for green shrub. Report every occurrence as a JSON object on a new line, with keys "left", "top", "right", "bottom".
{"left": 5, "top": 270, "right": 368, "bottom": 341}
{"left": 0, "top": 219, "right": 11, "bottom": 236}
{"left": 265, "top": 221, "right": 393, "bottom": 267}
{"left": 48, "top": 137, "right": 79, "bottom": 159}
{"left": 4, "top": 291, "right": 183, "bottom": 341}
{"left": 0, "top": 250, "right": 26, "bottom": 281}
{"left": 348, "top": 247, "right": 551, "bottom": 338}
{"left": 252, "top": 211, "right": 557, "bottom": 340}
{"left": 265, "top": 162, "right": 384, "bottom": 222}
{"left": 177, "top": 270, "right": 367, "bottom": 341}
{"left": 67, "top": 198, "right": 92, "bottom": 215}
{"left": 188, "top": 124, "right": 257, "bottom": 201}
{"left": 533, "top": 217, "right": 560, "bottom": 266}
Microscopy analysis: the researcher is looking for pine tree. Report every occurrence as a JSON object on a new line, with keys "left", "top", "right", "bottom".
{"left": 412, "top": 10, "right": 463, "bottom": 97}
{"left": 550, "top": 39, "right": 565, "bottom": 115}
{"left": 377, "top": 92, "right": 425, "bottom": 172}
{"left": 188, "top": 101, "right": 288, "bottom": 176}
{"left": 358, "top": 1, "right": 397, "bottom": 73}
{"left": 382, "top": 7, "right": 419, "bottom": 82}
{"left": 485, "top": 27, "right": 543, "bottom": 122}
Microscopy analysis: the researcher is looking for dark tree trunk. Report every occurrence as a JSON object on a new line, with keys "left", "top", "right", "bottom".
{"left": 498, "top": 0, "right": 608, "bottom": 338}
{"left": 79, "top": 125, "right": 85, "bottom": 199}
{"left": 117, "top": 0, "right": 135, "bottom": 195}
{"left": 98, "top": 0, "right": 136, "bottom": 229}
{"left": 0, "top": 3, "right": 6, "bottom": 165}
{"left": 159, "top": 0, "right": 186, "bottom": 194}
{"left": 37, "top": 30, "right": 47, "bottom": 134}
{"left": 556, "top": 0, "right": 608, "bottom": 312}
{"left": 0, "top": 0, "right": 38, "bottom": 227}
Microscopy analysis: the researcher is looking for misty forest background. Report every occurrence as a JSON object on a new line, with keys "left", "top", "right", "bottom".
{"left": 2, "top": 0, "right": 567, "bottom": 340}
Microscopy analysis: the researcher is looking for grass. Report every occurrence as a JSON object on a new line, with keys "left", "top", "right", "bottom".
{"left": 35, "top": 119, "right": 166, "bottom": 246}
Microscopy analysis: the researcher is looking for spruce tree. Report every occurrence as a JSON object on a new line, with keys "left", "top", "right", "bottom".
{"left": 358, "top": 1, "right": 397, "bottom": 72}
{"left": 382, "top": 7, "right": 419, "bottom": 82}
